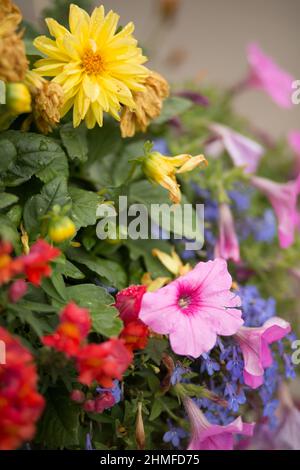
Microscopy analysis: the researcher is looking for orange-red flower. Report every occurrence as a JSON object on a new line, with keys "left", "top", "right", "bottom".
{"left": 22, "top": 239, "right": 60, "bottom": 285}
{"left": 0, "top": 327, "right": 45, "bottom": 450}
{"left": 76, "top": 338, "right": 132, "bottom": 388}
{"left": 42, "top": 302, "right": 91, "bottom": 357}
{"left": 0, "top": 241, "right": 23, "bottom": 285}
{"left": 120, "top": 320, "right": 149, "bottom": 351}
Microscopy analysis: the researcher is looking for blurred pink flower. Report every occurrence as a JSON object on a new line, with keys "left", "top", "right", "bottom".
{"left": 8, "top": 279, "right": 27, "bottom": 303}
{"left": 139, "top": 258, "right": 243, "bottom": 358}
{"left": 235, "top": 317, "right": 291, "bottom": 389}
{"left": 247, "top": 43, "right": 294, "bottom": 108}
{"left": 215, "top": 203, "right": 240, "bottom": 263}
{"left": 208, "top": 123, "right": 264, "bottom": 173}
{"left": 251, "top": 174, "right": 300, "bottom": 248}
{"left": 184, "top": 397, "right": 255, "bottom": 450}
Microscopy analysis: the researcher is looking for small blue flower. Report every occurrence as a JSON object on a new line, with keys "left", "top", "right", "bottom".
{"left": 85, "top": 433, "right": 93, "bottom": 450}
{"left": 200, "top": 353, "right": 220, "bottom": 376}
{"left": 171, "top": 365, "right": 189, "bottom": 385}
{"left": 163, "top": 422, "right": 187, "bottom": 448}
{"left": 229, "top": 187, "right": 252, "bottom": 212}
{"left": 283, "top": 354, "right": 296, "bottom": 379}
{"left": 153, "top": 138, "right": 169, "bottom": 155}
{"left": 224, "top": 383, "right": 246, "bottom": 412}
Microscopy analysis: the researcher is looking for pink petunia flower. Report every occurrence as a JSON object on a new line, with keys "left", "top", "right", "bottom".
{"left": 184, "top": 397, "right": 255, "bottom": 450}
{"left": 235, "top": 317, "right": 291, "bottom": 389}
{"left": 247, "top": 43, "right": 294, "bottom": 108}
{"left": 250, "top": 175, "right": 300, "bottom": 249}
{"left": 208, "top": 123, "right": 264, "bottom": 173}
{"left": 139, "top": 258, "right": 243, "bottom": 358}
{"left": 214, "top": 203, "right": 240, "bottom": 263}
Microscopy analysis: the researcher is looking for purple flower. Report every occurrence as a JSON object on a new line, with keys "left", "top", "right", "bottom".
{"left": 176, "top": 91, "right": 210, "bottom": 107}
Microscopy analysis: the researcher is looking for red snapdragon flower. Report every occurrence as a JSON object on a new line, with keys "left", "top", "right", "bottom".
{"left": 0, "top": 327, "right": 45, "bottom": 450}
{"left": 23, "top": 239, "right": 60, "bottom": 286}
{"left": 115, "top": 285, "right": 146, "bottom": 326}
{"left": 120, "top": 320, "right": 149, "bottom": 351}
{"left": 42, "top": 302, "right": 91, "bottom": 357}
{"left": 0, "top": 242, "right": 24, "bottom": 285}
{"left": 76, "top": 338, "right": 132, "bottom": 387}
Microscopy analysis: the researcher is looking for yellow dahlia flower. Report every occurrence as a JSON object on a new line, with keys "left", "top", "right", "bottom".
{"left": 33, "top": 4, "right": 149, "bottom": 129}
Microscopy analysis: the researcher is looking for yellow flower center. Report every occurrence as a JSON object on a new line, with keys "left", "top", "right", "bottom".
{"left": 82, "top": 50, "right": 104, "bottom": 75}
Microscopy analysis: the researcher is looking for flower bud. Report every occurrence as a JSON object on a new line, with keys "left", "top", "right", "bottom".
{"left": 70, "top": 389, "right": 85, "bottom": 404}
{"left": 135, "top": 402, "right": 145, "bottom": 450}
{"left": 48, "top": 216, "right": 76, "bottom": 243}
{"left": 5, "top": 82, "right": 31, "bottom": 114}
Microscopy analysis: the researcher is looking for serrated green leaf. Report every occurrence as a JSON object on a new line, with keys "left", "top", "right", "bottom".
{"left": 60, "top": 122, "right": 88, "bottom": 163}
{"left": 69, "top": 186, "right": 100, "bottom": 229}
{"left": 23, "top": 176, "right": 70, "bottom": 235}
{"left": 52, "top": 283, "right": 122, "bottom": 337}
{"left": 0, "top": 139, "right": 16, "bottom": 172}
{"left": 144, "top": 338, "right": 168, "bottom": 365}
{"left": 0, "top": 131, "right": 68, "bottom": 186}
{"left": 0, "top": 192, "right": 18, "bottom": 209}
{"left": 66, "top": 247, "right": 127, "bottom": 289}
{"left": 0, "top": 214, "right": 20, "bottom": 248}
{"left": 37, "top": 388, "right": 80, "bottom": 449}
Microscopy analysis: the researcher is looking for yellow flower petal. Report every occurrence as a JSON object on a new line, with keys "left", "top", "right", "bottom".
{"left": 45, "top": 18, "right": 69, "bottom": 39}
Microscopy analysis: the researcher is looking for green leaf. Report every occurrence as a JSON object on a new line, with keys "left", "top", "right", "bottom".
{"left": 144, "top": 338, "right": 168, "bottom": 365}
{"left": 0, "top": 131, "right": 68, "bottom": 186}
{"left": 59, "top": 259, "right": 85, "bottom": 279}
{"left": 0, "top": 139, "right": 16, "bottom": 172}
{"left": 0, "top": 192, "right": 18, "bottom": 209}
{"left": 69, "top": 186, "right": 100, "bottom": 230}
{"left": 52, "top": 284, "right": 122, "bottom": 337}
{"left": 23, "top": 176, "right": 70, "bottom": 235}
{"left": 87, "top": 120, "right": 122, "bottom": 163}
{"left": 149, "top": 398, "right": 164, "bottom": 421}
{"left": 60, "top": 122, "right": 88, "bottom": 163}
{"left": 126, "top": 238, "right": 172, "bottom": 278}
{"left": 37, "top": 388, "right": 80, "bottom": 449}
{"left": 130, "top": 180, "right": 203, "bottom": 245}
{"left": 67, "top": 247, "right": 127, "bottom": 289}
{"left": 0, "top": 214, "right": 20, "bottom": 248}
{"left": 42, "top": 272, "right": 66, "bottom": 304}
{"left": 154, "top": 97, "right": 192, "bottom": 125}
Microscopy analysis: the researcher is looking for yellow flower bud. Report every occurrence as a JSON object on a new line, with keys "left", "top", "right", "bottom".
{"left": 48, "top": 216, "right": 76, "bottom": 243}
{"left": 142, "top": 150, "right": 207, "bottom": 204}
{"left": 5, "top": 82, "right": 31, "bottom": 114}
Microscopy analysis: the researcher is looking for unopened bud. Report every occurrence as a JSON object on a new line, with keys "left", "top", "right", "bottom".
{"left": 5, "top": 82, "right": 31, "bottom": 114}
{"left": 48, "top": 216, "right": 76, "bottom": 243}
{"left": 135, "top": 402, "right": 145, "bottom": 450}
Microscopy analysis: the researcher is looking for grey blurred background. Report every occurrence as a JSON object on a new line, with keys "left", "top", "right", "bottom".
{"left": 16, "top": 0, "right": 300, "bottom": 137}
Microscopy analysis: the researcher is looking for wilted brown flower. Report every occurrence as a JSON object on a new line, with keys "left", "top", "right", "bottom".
{"left": 0, "top": 0, "right": 28, "bottom": 82}
{"left": 25, "top": 71, "right": 64, "bottom": 134}
{"left": 120, "top": 71, "right": 169, "bottom": 138}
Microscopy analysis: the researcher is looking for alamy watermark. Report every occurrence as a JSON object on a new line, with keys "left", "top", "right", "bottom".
{"left": 292, "top": 80, "right": 300, "bottom": 105}
{"left": 96, "top": 196, "right": 204, "bottom": 251}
